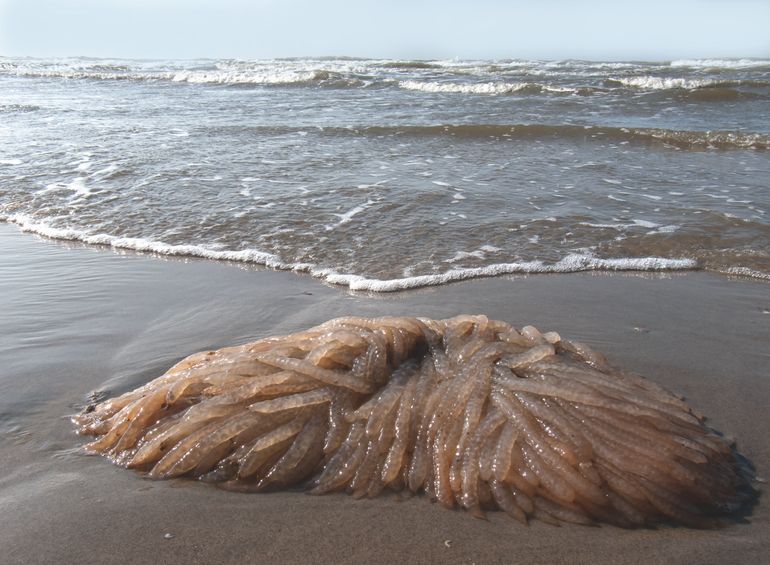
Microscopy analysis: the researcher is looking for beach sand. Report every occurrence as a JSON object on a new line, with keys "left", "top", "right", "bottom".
{"left": 1, "top": 223, "right": 768, "bottom": 565}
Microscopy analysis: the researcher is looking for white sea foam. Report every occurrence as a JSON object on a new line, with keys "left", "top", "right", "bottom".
{"left": 92, "top": 164, "right": 119, "bottom": 177}
{"left": 2, "top": 214, "right": 700, "bottom": 292}
{"left": 170, "top": 69, "right": 323, "bottom": 85}
{"left": 326, "top": 199, "right": 376, "bottom": 230}
{"left": 334, "top": 201, "right": 372, "bottom": 224}
{"left": 1, "top": 58, "right": 367, "bottom": 86}
{"left": 4, "top": 213, "right": 282, "bottom": 266}
{"left": 722, "top": 266, "right": 770, "bottom": 280}
{"left": 444, "top": 244, "right": 501, "bottom": 263}
{"left": 322, "top": 254, "right": 698, "bottom": 292}
{"left": 445, "top": 250, "right": 486, "bottom": 263}
{"left": 66, "top": 177, "right": 91, "bottom": 197}
{"left": 648, "top": 224, "right": 680, "bottom": 234}
{"left": 670, "top": 58, "right": 770, "bottom": 69}
{"left": 578, "top": 222, "right": 626, "bottom": 230}
{"left": 399, "top": 80, "right": 575, "bottom": 95}
{"left": 613, "top": 76, "right": 723, "bottom": 90}
{"left": 578, "top": 219, "right": 679, "bottom": 235}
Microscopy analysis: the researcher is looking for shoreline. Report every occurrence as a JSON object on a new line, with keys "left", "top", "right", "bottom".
{"left": 5, "top": 215, "right": 767, "bottom": 294}
{"left": 1, "top": 224, "right": 768, "bottom": 564}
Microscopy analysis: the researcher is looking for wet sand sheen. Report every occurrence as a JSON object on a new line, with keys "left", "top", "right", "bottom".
{"left": 0, "top": 224, "right": 768, "bottom": 564}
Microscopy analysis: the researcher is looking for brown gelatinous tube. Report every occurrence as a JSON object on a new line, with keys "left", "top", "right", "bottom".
{"left": 72, "top": 315, "right": 755, "bottom": 527}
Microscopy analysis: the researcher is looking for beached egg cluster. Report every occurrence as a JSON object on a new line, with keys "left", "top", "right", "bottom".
{"left": 73, "top": 315, "right": 752, "bottom": 527}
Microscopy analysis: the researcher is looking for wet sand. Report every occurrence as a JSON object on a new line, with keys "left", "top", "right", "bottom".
{"left": 1, "top": 223, "right": 768, "bottom": 565}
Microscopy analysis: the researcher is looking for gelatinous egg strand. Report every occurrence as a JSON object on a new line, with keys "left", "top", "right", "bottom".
{"left": 73, "top": 315, "right": 754, "bottom": 527}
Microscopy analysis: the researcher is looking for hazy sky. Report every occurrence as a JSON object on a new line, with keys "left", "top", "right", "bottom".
{"left": 1, "top": 0, "right": 769, "bottom": 61}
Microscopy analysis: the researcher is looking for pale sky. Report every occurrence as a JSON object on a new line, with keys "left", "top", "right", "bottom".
{"left": 1, "top": 0, "right": 769, "bottom": 61}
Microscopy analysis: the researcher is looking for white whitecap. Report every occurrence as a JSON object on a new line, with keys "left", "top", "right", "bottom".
{"left": 612, "top": 76, "right": 724, "bottom": 90}
{"left": 1, "top": 214, "right": 708, "bottom": 292}
{"left": 399, "top": 80, "right": 575, "bottom": 95}
{"left": 327, "top": 199, "right": 376, "bottom": 230}
{"left": 320, "top": 254, "right": 697, "bottom": 292}
{"left": 66, "top": 177, "right": 91, "bottom": 198}
{"left": 670, "top": 58, "right": 770, "bottom": 69}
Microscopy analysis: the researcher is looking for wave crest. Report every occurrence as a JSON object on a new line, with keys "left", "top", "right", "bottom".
{"left": 349, "top": 124, "right": 769, "bottom": 150}
{"left": 399, "top": 80, "right": 580, "bottom": 95}
{"left": 2, "top": 214, "right": 699, "bottom": 292}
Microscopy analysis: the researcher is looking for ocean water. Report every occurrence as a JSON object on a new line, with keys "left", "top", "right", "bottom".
{"left": 1, "top": 56, "right": 769, "bottom": 290}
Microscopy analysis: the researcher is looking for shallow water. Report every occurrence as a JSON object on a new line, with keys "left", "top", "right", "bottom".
{"left": 1, "top": 56, "right": 769, "bottom": 289}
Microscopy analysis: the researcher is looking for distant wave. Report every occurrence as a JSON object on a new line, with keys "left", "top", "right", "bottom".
{"left": 1, "top": 66, "right": 367, "bottom": 87}
{"left": 7, "top": 66, "right": 582, "bottom": 93}
{"left": 169, "top": 69, "right": 365, "bottom": 87}
{"left": 398, "top": 80, "right": 583, "bottom": 95}
{"left": 4, "top": 57, "right": 770, "bottom": 94}
{"left": 191, "top": 123, "right": 769, "bottom": 150}
{"left": 2, "top": 69, "right": 151, "bottom": 82}
{"left": 1, "top": 214, "right": 700, "bottom": 292}
{"left": 378, "top": 61, "right": 440, "bottom": 69}
{"left": 328, "top": 124, "right": 768, "bottom": 150}
{"left": 601, "top": 76, "right": 770, "bottom": 102}
{"left": 670, "top": 58, "right": 770, "bottom": 69}
{"left": 398, "top": 77, "right": 768, "bottom": 99}
{"left": 0, "top": 103, "right": 41, "bottom": 113}
{"left": 608, "top": 76, "right": 729, "bottom": 90}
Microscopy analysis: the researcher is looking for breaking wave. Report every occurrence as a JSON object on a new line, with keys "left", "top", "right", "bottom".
{"left": 5, "top": 57, "right": 769, "bottom": 98}
{"left": 342, "top": 124, "right": 769, "bottom": 150}
{"left": 180, "top": 123, "right": 769, "bottom": 149}
{"left": 0, "top": 103, "right": 41, "bottom": 113}
{"left": 168, "top": 69, "right": 364, "bottom": 87}
{"left": 1, "top": 214, "right": 699, "bottom": 292}
{"left": 605, "top": 76, "right": 770, "bottom": 99}
{"left": 2, "top": 66, "right": 366, "bottom": 87}
{"left": 378, "top": 60, "right": 440, "bottom": 69}
{"left": 610, "top": 76, "right": 738, "bottom": 90}
{"left": 398, "top": 80, "right": 581, "bottom": 95}
{"left": 669, "top": 58, "right": 770, "bottom": 69}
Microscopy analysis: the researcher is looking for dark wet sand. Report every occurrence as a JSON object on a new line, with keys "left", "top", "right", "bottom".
{"left": 1, "top": 223, "right": 768, "bottom": 565}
